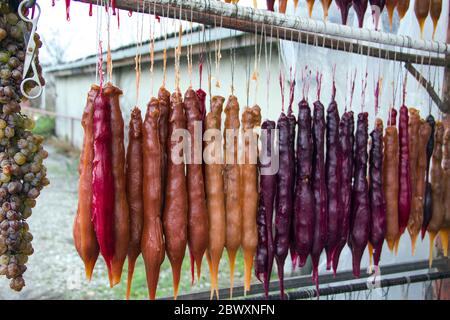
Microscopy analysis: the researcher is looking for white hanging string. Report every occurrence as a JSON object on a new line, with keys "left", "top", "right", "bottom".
{"left": 95, "top": 0, "right": 103, "bottom": 85}
{"left": 135, "top": 0, "right": 145, "bottom": 106}
{"left": 149, "top": 0, "right": 156, "bottom": 97}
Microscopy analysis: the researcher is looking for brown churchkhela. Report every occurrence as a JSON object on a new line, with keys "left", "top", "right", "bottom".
{"left": 408, "top": 119, "right": 431, "bottom": 255}
{"left": 428, "top": 122, "right": 445, "bottom": 266}
{"left": 240, "top": 105, "right": 261, "bottom": 293}
{"left": 73, "top": 85, "right": 100, "bottom": 281}
{"left": 204, "top": 96, "right": 226, "bottom": 299}
{"left": 141, "top": 98, "right": 165, "bottom": 300}
{"left": 163, "top": 91, "right": 188, "bottom": 299}
{"left": 103, "top": 83, "right": 130, "bottom": 287}
{"left": 223, "top": 95, "right": 241, "bottom": 296}
{"left": 321, "top": 0, "right": 333, "bottom": 19}
{"left": 414, "top": 0, "right": 430, "bottom": 36}
{"left": 441, "top": 119, "right": 450, "bottom": 256}
{"left": 383, "top": 112, "right": 399, "bottom": 252}
{"left": 407, "top": 108, "right": 420, "bottom": 247}
{"left": 396, "top": 0, "right": 410, "bottom": 19}
{"left": 184, "top": 88, "right": 208, "bottom": 283}
{"left": 386, "top": 0, "right": 399, "bottom": 29}
{"left": 125, "top": 107, "right": 144, "bottom": 299}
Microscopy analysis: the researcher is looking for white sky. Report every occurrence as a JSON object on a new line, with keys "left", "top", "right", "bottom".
{"left": 38, "top": 0, "right": 264, "bottom": 64}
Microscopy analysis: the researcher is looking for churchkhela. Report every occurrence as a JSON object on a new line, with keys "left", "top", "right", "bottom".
{"left": 368, "top": 118, "right": 386, "bottom": 267}
{"left": 141, "top": 98, "right": 165, "bottom": 300}
{"left": 293, "top": 99, "right": 315, "bottom": 268}
{"left": 396, "top": 0, "right": 410, "bottom": 19}
{"left": 223, "top": 95, "right": 242, "bottom": 297}
{"left": 73, "top": 55, "right": 447, "bottom": 300}
{"left": 125, "top": 107, "right": 144, "bottom": 299}
{"left": 332, "top": 110, "right": 354, "bottom": 274}
{"left": 163, "top": 91, "right": 188, "bottom": 299}
{"left": 369, "top": 0, "right": 385, "bottom": 29}
{"left": 414, "top": 0, "right": 430, "bottom": 37}
{"left": 422, "top": 115, "right": 435, "bottom": 239}
{"left": 349, "top": 112, "right": 370, "bottom": 277}
{"left": 386, "top": 0, "right": 399, "bottom": 29}
{"left": 398, "top": 105, "right": 411, "bottom": 242}
{"left": 104, "top": 84, "right": 130, "bottom": 287}
{"left": 311, "top": 95, "right": 327, "bottom": 286}
{"left": 204, "top": 96, "right": 226, "bottom": 299}
{"left": 335, "top": 0, "right": 353, "bottom": 24}
{"left": 384, "top": 108, "right": 399, "bottom": 252}
{"left": 74, "top": 86, "right": 100, "bottom": 281}
{"left": 240, "top": 105, "right": 261, "bottom": 294}
{"left": 256, "top": 119, "right": 277, "bottom": 297}
{"left": 325, "top": 94, "right": 341, "bottom": 270}
{"left": 353, "top": 0, "right": 369, "bottom": 28}
{"left": 440, "top": 119, "right": 450, "bottom": 256}
{"left": 428, "top": 122, "right": 444, "bottom": 266}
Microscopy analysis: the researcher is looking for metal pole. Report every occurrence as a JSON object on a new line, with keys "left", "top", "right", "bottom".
{"left": 161, "top": 258, "right": 449, "bottom": 300}
{"left": 244, "top": 271, "right": 450, "bottom": 300}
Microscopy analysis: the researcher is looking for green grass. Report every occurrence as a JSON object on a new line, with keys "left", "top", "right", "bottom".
{"left": 32, "top": 116, "right": 55, "bottom": 137}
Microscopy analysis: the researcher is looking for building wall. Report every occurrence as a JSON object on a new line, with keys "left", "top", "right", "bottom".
{"left": 53, "top": 46, "right": 282, "bottom": 149}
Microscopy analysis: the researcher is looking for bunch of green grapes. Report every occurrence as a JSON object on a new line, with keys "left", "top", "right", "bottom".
{"left": 0, "top": 1, "right": 48, "bottom": 292}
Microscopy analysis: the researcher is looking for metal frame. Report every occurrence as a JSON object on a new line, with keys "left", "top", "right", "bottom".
{"left": 76, "top": 0, "right": 449, "bottom": 57}
{"left": 245, "top": 271, "right": 450, "bottom": 300}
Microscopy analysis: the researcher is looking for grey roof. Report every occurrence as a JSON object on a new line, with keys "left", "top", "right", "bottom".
{"left": 45, "top": 26, "right": 246, "bottom": 73}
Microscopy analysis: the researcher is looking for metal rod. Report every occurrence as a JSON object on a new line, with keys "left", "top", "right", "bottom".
{"left": 75, "top": 0, "right": 449, "bottom": 67}
{"left": 244, "top": 271, "right": 450, "bottom": 300}
{"left": 161, "top": 258, "right": 449, "bottom": 300}
{"left": 405, "top": 62, "right": 443, "bottom": 109}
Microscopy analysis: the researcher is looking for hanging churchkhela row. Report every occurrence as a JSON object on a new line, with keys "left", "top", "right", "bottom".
{"left": 184, "top": 87, "right": 208, "bottom": 284}
{"left": 74, "top": 75, "right": 450, "bottom": 299}
{"left": 204, "top": 95, "right": 226, "bottom": 299}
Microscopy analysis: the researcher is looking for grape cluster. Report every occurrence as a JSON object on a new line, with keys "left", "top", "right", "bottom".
{"left": 0, "top": 2, "right": 48, "bottom": 292}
